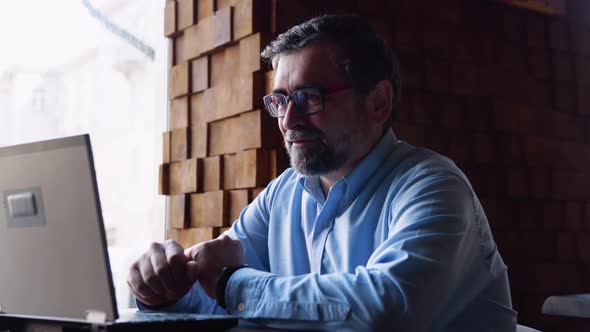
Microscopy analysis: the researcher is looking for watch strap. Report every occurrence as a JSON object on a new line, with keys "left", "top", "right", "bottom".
{"left": 216, "top": 264, "right": 248, "bottom": 309}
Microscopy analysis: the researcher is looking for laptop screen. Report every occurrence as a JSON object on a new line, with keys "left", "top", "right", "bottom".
{"left": 0, "top": 135, "right": 118, "bottom": 322}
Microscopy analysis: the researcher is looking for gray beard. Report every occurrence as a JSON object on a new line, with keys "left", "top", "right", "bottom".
{"left": 285, "top": 133, "right": 351, "bottom": 177}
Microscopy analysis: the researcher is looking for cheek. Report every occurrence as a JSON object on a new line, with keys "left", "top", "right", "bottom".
{"left": 277, "top": 118, "right": 286, "bottom": 136}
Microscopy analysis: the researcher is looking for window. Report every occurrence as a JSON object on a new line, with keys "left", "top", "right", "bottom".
{"left": 0, "top": 0, "right": 167, "bottom": 310}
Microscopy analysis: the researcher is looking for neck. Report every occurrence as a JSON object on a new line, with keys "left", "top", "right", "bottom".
{"left": 318, "top": 165, "right": 354, "bottom": 197}
{"left": 318, "top": 132, "right": 383, "bottom": 196}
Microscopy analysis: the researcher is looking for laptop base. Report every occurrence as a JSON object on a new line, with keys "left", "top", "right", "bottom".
{"left": 0, "top": 314, "right": 238, "bottom": 332}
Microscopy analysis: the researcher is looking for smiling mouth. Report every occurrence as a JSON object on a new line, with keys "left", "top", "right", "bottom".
{"left": 289, "top": 138, "right": 320, "bottom": 147}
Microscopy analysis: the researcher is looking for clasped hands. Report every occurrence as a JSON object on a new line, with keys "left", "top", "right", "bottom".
{"left": 127, "top": 236, "right": 244, "bottom": 307}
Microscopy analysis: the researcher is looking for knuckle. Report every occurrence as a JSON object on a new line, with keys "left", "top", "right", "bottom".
{"left": 201, "top": 241, "right": 213, "bottom": 250}
{"left": 148, "top": 242, "right": 162, "bottom": 252}
{"left": 168, "top": 251, "right": 185, "bottom": 264}
{"left": 163, "top": 239, "right": 177, "bottom": 246}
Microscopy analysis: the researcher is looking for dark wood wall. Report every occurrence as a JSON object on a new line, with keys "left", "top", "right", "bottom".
{"left": 162, "top": 1, "right": 590, "bottom": 330}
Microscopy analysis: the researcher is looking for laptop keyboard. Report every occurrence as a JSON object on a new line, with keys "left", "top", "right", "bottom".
{"left": 118, "top": 311, "right": 233, "bottom": 323}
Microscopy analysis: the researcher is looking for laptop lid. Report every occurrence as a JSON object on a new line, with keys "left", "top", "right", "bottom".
{"left": 0, "top": 134, "right": 118, "bottom": 322}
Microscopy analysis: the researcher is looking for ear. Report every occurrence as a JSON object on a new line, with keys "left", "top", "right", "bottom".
{"left": 367, "top": 80, "right": 393, "bottom": 126}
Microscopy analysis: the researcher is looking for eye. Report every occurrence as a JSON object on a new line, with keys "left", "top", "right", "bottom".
{"left": 298, "top": 90, "right": 322, "bottom": 106}
{"left": 271, "top": 95, "right": 286, "bottom": 106}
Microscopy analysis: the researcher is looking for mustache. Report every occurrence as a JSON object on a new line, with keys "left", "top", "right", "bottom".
{"left": 284, "top": 128, "right": 323, "bottom": 141}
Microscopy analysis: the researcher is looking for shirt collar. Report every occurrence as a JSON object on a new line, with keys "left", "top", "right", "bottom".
{"left": 297, "top": 130, "right": 400, "bottom": 208}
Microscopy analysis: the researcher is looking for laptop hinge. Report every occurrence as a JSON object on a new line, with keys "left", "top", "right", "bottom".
{"left": 85, "top": 310, "right": 106, "bottom": 323}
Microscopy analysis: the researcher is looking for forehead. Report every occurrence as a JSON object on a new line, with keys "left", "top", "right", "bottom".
{"left": 273, "top": 43, "right": 344, "bottom": 90}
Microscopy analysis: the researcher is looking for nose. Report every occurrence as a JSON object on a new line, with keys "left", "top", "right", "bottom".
{"left": 281, "top": 99, "right": 306, "bottom": 130}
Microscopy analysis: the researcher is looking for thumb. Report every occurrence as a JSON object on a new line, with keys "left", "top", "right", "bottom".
{"left": 185, "top": 260, "right": 200, "bottom": 283}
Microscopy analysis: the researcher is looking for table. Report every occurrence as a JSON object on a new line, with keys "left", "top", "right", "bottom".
{"left": 543, "top": 294, "right": 590, "bottom": 318}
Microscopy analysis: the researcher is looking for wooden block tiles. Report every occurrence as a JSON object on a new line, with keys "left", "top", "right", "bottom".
{"left": 161, "top": 0, "right": 285, "bottom": 246}
{"left": 172, "top": 2, "right": 590, "bottom": 329}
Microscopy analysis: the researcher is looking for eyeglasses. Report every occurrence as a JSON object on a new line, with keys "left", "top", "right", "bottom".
{"left": 263, "top": 85, "right": 353, "bottom": 118}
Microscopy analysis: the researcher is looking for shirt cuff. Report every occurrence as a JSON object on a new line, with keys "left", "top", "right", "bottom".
{"left": 224, "top": 267, "right": 267, "bottom": 317}
{"left": 224, "top": 268, "right": 350, "bottom": 321}
{"left": 136, "top": 292, "right": 192, "bottom": 313}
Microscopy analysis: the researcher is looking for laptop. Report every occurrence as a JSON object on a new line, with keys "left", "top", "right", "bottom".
{"left": 0, "top": 134, "right": 238, "bottom": 331}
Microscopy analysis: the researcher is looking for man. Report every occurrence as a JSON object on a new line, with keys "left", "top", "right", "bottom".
{"left": 128, "top": 15, "right": 517, "bottom": 331}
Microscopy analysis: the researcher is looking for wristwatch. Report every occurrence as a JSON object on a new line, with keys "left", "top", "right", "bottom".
{"left": 216, "top": 264, "right": 248, "bottom": 309}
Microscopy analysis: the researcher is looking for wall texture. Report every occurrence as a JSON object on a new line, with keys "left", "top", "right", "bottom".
{"left": 161, "top": 0, "right": 288, "bottom": 247}
{"left": 162, "top": 0, "right": 590, "bottom": 330}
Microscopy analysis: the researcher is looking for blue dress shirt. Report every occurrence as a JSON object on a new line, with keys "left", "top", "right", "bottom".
{"left": 140, "top": 130, "right": 517, "bottom": 331}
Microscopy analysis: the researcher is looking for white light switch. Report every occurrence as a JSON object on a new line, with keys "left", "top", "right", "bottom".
{"left": 7, "top": 192, "right": 37, "bottom": 218}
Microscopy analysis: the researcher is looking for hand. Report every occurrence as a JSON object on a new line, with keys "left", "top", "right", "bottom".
{"left": 127, "top": 240, "right": 199, "bottom": 307}
{"left": 185, "top": 236, "right": 245, "bottom": 299}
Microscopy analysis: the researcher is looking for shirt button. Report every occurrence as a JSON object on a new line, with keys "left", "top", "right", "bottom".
{"left": 237, "top": 303, "right": 245, "bottom": 312}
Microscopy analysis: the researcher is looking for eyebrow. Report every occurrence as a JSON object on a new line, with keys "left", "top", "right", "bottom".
{"left": 271, "top": 84, "right": 323, "bottom": 95}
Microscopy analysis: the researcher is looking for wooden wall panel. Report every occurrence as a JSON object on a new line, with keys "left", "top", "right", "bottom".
{"left": 203, "top": 155, "right": 223, "bottom": 191}
{"left": 184, "top": 25, "right": 209, "bottom": 61}
{"left": 190, "top": 89, "right": 215, "bottom": 125}
{"left": 238, "top": 109, "right": 281, "bottom": 150}
{"left": 190, "top": 124, "right": 208, "bottom": 158}
{"left": 188, "top": 192, "right": 205, "bottom": 226}
{"left": 163, "top": 0, "right": 287, "bottom": 247}
{"left": 197, "top": 0, "right": 214, "bottom": 21}
{"left": 213, "top": 6, "right": 233, "bottom": 48}
{"left": 170, "top": 62, "right": 190, "bottom": 98}
{"left": 169, "top": 158, "right": 202, "bottom": 195}
{"left": 159, "top": 164, "right": 170, "bottom": 195}
{"left": 191, "top": 56, "right": 209, "bottom": 93}
{"left": 177, "top": 0, "right": 196, "bottom": 31}
{"left": 190, "top": 190, "right": 228, "bottom": 227}
{"left": 184, "top": 7, "right": 233, "bottom": 61}
{"left": 162, "top": 132, "right": 171, "bottom": 164}
{"left": 170, "top": 127, "right": 189, "bottom": 161}
{"left": 235, "top": 148, "right": 268, "bottom": 188}
{"left": 250, "top": 187, "right": 264, "bottom": 200}
{"left": 208, "top": 116, "right": 240, "bottom": 156}
{"left": 210, "top": 51, "right": 227, "bottom": 87}
{"left": 239, "top": 33, "right": 267, "bottom": 74}
{"left": 174, "top": 34, "right": 186, "bottom": 65}
{"left": 164, "top": 1, "right": 176, "bottom": 37}
{"left": 168, "top": 39, "right": 174, "bottom": 68}
{"left": 170, "top": 97, "right": 189, "bottom": 130}
{"left": 223, "top": 153, "right": 237, "bottom": 189}
{"left": 169, "top": 194, "right": 187, "bottom": 228}
{"left": 233, "top": 70, "right": 266, "bottom": 116}
{"left": 268, "top": 148, "right": 289, "bottom": 181}
{"left": 228, "top": 189, "right": 250, "bottom": 224}
{"left": 218, "top": 0, "right": 268, "bottom": 40}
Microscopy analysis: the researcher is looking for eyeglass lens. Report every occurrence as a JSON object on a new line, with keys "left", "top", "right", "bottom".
{"left": 266, "top": 88, "right": 323, "bottom": 116}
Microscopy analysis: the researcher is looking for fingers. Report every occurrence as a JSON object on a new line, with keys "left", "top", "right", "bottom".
{"left": 185, "top": 260, "right": 200, "bottom": 283}
{"left": 128, "top": 262, "right": 156, "bottom": 299}
{"left": 139, "top": 254, "right": 166, "bottom": 295}
{"left": 128, "top": 240, "right": 201, "bottom": 307}
{"left": 164, "top": 240, "right": 189, "bottom": 287}
{"left": 150, "top": 248, "right": 175, "bottom": 293}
